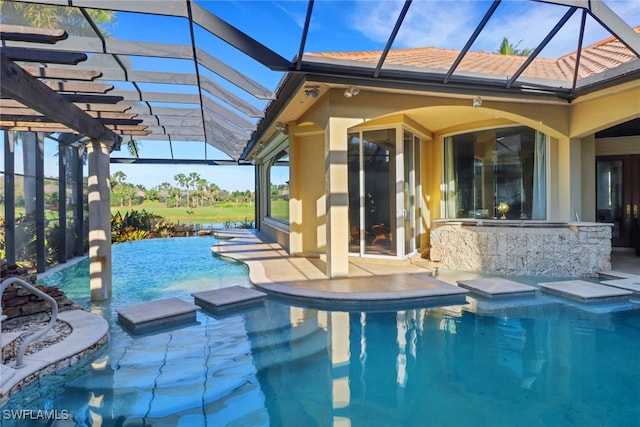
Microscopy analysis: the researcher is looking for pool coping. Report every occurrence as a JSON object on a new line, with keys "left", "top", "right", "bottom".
{"left": 0, "top": 309, "right": 109, "bottom": 406}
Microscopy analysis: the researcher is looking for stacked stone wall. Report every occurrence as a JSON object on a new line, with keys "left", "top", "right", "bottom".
{"left": 2, "top": 283, "right": 74, "bottom": 319}
{"left": 430, "top": 222, "right": 611, "bottom": 277}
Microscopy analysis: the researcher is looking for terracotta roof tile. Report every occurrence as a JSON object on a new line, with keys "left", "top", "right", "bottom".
{"left": 308, "top": 26, "right": 640, "bottom": 82}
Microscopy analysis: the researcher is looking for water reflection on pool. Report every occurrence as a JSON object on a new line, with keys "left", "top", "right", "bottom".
{"left": 3, "top": 237, "right": 640, "bottom": 426}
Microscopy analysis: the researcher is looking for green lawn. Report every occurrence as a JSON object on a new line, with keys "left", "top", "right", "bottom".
{"left": 111, "top": 201, "right": 255, "bottom": 224}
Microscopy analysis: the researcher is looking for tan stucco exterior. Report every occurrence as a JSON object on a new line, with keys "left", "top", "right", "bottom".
{"left": 251, "top": 76, "right": 639, "bottom": 277}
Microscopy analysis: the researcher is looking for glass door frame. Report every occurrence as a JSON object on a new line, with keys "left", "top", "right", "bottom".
{"left": 348, "top": 125, "right": 423, "bottom": 260}
{"left": 596, "top": 154, "right": 640, "bottom": 248}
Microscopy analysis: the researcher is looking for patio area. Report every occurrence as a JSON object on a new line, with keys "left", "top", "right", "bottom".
{"left": 212, "top": 229, "right": 470, "bottom": 308}
{"left": 213, "top": 229, "right": 640, "bottom": 308}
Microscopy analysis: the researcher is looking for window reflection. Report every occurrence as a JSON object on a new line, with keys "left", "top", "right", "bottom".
{"left": 445, "top": 126, "right": 546, "bottom": 220}
{"left": 268, "top": 149, "right": 289, "bottom": 222}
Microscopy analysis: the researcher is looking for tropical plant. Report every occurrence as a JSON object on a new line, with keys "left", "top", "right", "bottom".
{"left": 496, "top": 37, "right": 532, "bottom": 56}
{"left": 0, "top": 1, "right": 116, "bottom": 35}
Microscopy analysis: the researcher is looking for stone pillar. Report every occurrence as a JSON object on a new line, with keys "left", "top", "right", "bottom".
{"left": 325, "top": 118, "right": 359, "bottom": 278}
{"left": 87, "top": 140, "right": 112, "bottom": 301}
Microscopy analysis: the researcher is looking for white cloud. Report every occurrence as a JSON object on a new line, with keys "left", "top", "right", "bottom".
{"left": 346, "top": 0, "right": 639, "bottom": 57}
{"left": 348, "top": 0, "right": 480, "bottom": 49}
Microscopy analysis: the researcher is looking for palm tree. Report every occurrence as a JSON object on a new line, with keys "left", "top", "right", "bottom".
{"left": 156, "top": 182, "right": 173, "bottom": 205}
{"left": 124, "top": 138, "right": 142, "bottom": 159}
{"left": 0, "top": 1, "right": 116, "bottom": 35}
{"left": 174, "top": 174, "right": 187, "bottom": 206}
{"left": 195, "top": 178, "right": 209, "bottom": 207}
{"left": 110, "top": 171, "right": 127, "bottom": 188}
{"left": 496, "top": 37, "right": 533, "bottom": 56}
{"left": 187, "top": 172, "right": 201, "bottom": 208}
{"left": 168, "top": 188, "right": 181, "bottom": 208}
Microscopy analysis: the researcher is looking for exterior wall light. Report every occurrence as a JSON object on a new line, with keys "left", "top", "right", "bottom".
{"left": 344, "top": 87, "right": 360, "bottom": 98}
{"left": 472, "top": 96, "right": 483, "bottom": 108}
{"left": 304, "top": 87, "right": 319, "bottom": 98}
{"left": 275, "top": 122, "right": 287, "bottom": 132}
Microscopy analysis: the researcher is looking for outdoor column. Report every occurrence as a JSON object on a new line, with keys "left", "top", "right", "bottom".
{"left": 325, "top": 118, "right": 359, "bottom": 278}
{"left": 58, "top": 142, "right": 67, "bottom": 264}
{"left": 554, "top": 137, "right": 582, "bottom": 221}
{"left": 87, "top": 139, "right": 113, "bottom": 301}
{"left": 4, "top": 131, "right": 16, "bottom": 266}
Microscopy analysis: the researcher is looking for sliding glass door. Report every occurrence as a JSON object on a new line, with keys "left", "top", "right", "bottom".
{"left": 348, "top": 130, "right": 396, "bottom": 256}
{"left": 348, "top": 127, "right": 421, "bottom": 258}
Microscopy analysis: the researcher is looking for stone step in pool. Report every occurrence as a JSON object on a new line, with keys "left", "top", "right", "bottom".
{"left": 192, "top": 286, "right": 267, "bottom": 315}
{"left": 116, "top": 298, "right": 199, "bottom": 334}
{"left": 600, "top": 277, "right": 640, "bottom": 297}
{"left": 539, "top": 280, "right": 633, "bottom": 303}
{"left": 457, "top": 277, "right": 537, "bottom": 299}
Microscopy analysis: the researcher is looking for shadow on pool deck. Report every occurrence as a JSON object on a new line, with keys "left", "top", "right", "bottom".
{"left": 213, "top": 229, "right": 640, "bottom": 306}
{"left": 610, "top": 248, "right": 640, "bottom": 276}
{"left": 212, "top": 229, "right": 470, "bottom": 308}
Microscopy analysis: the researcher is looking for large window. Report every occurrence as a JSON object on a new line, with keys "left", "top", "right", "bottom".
{"left": 267, "top": 149, "right": 289, "bottom": 222}
{"left": 445, "top": 126, "right": 547, "bottom": 220}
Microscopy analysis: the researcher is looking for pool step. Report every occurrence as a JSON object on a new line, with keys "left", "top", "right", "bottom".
{"left": 539, "top": 280, "right": 632, "bottom": 303}
{"left": 457, "top": 277, "right": 537, "bottom": 299}
{"left": 600, "top": 277, "right": 640, "bottom": 297}
{"left": 192, "top": 286, "right": 267, "bottom": 315}
{"left": 116, "top": 298, "right": 198, "bottom": 334}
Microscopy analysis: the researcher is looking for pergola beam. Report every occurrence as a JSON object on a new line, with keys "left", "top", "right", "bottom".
{"left": 42, "top": 81, "right": 114, "bottom": 93}
{"left": 22, "top": 65, "right": 102, "bottom": 80}
{"left": 1, "top": 46, "right": 87, "bottom": 65}
{"left": 1, "top": 124, "right": 150, "bottom": 136}
{"left": 0, "top": 53, "right": 120, "bottom": 144}
{"left": 59, "top": 93, "right": 124, "bottom": 104}
{"left": 1, "top": 110, "right": 138, "bottom": 120}
{"left": 0, "top": 24, "right": 67, "bottom": 44}
{"left": 0, "top": 98, "right": 131, "bottom": 113}
{"left": 6, "top": 35, "right": 275, "bottom": 99}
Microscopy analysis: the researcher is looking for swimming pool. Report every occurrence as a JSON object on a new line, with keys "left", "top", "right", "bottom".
{"left": 3, "top": 236, "right": 640, "bottom": 426}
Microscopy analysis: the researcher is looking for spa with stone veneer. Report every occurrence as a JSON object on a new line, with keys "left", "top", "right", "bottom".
{"left": 430, "top": 221, "right": 612, "bottom": 277}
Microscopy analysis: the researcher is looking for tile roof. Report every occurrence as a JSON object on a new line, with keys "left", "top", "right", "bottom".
{"left": 308, "top": 26, "right": 640, "bottom": 82}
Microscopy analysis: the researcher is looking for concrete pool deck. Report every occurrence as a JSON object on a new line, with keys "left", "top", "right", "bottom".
{"left": 0, "top": 309, "right": 108, "bottom": 405}
{"left": 213, "top": 229, "right": 640, "bottom": 308}
{"left": 212, "top": 229, "right": 471, "bottom": 308}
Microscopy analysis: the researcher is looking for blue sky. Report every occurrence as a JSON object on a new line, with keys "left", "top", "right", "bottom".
{"left": 11, "top": 0, "right": 640, "bottom": 192}
{"left": 108, "top": 0, "right": 639, "bottom": 191}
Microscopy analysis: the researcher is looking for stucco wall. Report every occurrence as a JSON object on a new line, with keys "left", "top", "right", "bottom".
{"left": 290, "top": 131, "right": 326, "bottom": 254}
{"left": 596, "top": 136, "right": 640, "bottom": 156}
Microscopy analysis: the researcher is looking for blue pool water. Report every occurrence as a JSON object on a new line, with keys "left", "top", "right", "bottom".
{"left": 3, "top": 236, "right": 640, "bottom": 426}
